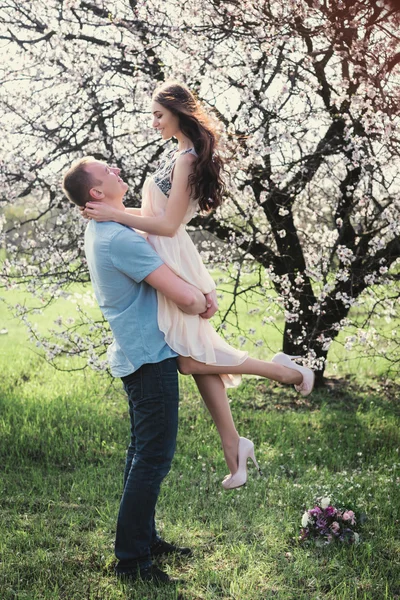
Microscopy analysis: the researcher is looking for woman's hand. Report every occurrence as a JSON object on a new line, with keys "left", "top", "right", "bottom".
{"left": 78, "top": 205, "right": 88, "bottom": 219}
{"left": 82, "top": 202, "right": 121, "bottom": 222}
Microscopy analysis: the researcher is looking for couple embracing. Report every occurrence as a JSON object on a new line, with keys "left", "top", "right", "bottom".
{"left": 62, "top": 80, "right": 314, "bottom": 585}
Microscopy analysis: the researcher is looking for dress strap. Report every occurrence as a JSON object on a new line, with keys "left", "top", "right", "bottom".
{"left": 171, "top": 147, "right": 197, "bottom": 161}
{"left": 181, "top": 147, "right": 197, "bottom": 157}
{"left": 181, "top": 148, "right": 195, "bottom": 155}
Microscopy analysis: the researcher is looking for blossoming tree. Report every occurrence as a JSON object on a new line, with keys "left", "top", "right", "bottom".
{"left": 0, "top": 0, "right": 399, "bottom": 383}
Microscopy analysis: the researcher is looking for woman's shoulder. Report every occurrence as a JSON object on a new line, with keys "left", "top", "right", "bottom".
{"left": 175, "top": 149, "right": 197, "bottom": 166}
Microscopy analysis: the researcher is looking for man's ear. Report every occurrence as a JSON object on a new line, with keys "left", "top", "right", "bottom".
{"left": 89, "top": 187, "right": 104, "bottom": 200}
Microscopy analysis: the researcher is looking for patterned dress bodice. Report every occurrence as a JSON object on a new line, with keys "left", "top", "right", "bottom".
{"left": 149, "top": 146, "right": 198, "bottom": 225}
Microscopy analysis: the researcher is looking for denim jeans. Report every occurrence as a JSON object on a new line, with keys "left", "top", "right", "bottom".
{"left": 115, "top": 357, "right": 179, "bottom": 574}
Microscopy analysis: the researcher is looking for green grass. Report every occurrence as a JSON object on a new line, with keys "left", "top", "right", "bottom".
{"left": 0, "top": 292, "right": 400, "bottom": 599}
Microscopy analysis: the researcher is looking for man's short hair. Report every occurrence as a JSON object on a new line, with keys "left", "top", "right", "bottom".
{"left": 62, "top": 156, "right": 101, "bottom": 207}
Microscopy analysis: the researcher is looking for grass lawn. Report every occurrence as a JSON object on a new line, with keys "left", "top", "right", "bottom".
{"left": 0, "top": 291, "right": 399, "bottom": 599}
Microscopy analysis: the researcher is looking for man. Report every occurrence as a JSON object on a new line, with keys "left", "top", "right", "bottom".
{"left": 62, "top": 157, "right": 215, "bottom": 585}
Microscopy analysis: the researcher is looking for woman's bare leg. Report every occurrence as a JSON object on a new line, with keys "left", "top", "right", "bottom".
{"left": 193, "top": 373, "right": 240, "bottom": 474}
{"left": 179, "top": 356, "right": 303, "bottom": 385}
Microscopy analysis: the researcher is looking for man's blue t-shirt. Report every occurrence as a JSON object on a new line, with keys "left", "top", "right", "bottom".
{"left": 84, "top": 221, "right": 177, "bottom": 377}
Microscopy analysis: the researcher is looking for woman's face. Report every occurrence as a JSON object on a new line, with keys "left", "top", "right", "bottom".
{"left": 151, "top": 100, "right": 180, "bottom": 140}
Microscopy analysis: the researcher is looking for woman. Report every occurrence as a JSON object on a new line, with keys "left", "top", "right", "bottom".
{"left": 83, "top": 81, "right": 314, "bottom": 489}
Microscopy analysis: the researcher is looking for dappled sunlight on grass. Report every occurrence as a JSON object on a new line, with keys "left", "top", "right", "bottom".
{"left": 1, "top": 291, "right": 399, "bottom": 598}
{"left": 1, "top": 369, "right": 399, "bottom": 598}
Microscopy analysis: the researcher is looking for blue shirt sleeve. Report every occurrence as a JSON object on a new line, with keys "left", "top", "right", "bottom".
{"left": 109, "top": 227, "right": 163, "bottom": 283}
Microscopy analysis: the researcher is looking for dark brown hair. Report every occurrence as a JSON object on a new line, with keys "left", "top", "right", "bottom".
{"left": 152, "top": 80, "right": 225, "bottom": 211}
{"left": 62, "top": 156, "right": 100, "bottom": 208}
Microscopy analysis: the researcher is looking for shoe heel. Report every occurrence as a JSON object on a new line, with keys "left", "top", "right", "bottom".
{"left": 249, "top": 448, "right": 262, "bottom": 476}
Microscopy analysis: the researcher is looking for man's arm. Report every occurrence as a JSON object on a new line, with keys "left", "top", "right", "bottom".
{"left": 145, "top": 264, "right": 208, "bottom": 315}
{"left": 108, "top": 227, "right": 216, "bottom": 317}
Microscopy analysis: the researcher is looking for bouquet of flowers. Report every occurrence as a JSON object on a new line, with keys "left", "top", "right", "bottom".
{"left": 300, "top": 497, "right": 360, "bottom": 546}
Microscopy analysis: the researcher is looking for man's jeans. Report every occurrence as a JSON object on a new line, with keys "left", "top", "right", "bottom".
{"left": 115, "top": 357, "right": 179, "bottom": 574}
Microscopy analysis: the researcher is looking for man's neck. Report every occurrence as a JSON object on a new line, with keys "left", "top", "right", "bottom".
{"left": 104, "top": 199, "right": 125, "bottom": 210}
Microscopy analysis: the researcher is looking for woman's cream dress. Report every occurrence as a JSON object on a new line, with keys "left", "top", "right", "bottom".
{"left": 140, "top": 147, "right": 248, "bottom": 387}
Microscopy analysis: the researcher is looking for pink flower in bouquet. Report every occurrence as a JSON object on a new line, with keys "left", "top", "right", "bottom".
{"left": 330, "top": 521, "right": 340, "bottom": 534}
{"left": 342, "top": 510, "right": 356, "bottom": 525}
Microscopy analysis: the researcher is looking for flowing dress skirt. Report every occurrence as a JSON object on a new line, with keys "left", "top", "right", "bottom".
{"left": 141, "top": 177, "right": 248, "bottom": 388}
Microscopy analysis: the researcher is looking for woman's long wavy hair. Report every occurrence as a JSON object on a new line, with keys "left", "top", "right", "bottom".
{"left": 152, "top": 80, "right": 225, "bottom": 212}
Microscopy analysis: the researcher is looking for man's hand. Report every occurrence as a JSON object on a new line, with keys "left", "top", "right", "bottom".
{"left": 200, "top": 289, "right": 218, "bottom": 319}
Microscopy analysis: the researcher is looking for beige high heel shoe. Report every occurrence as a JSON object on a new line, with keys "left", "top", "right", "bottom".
{"left": 222, "top": 437, "right": 262, "bottom": 490}
{"left": 271, "top": 352, "right": 315, "bottom": 396}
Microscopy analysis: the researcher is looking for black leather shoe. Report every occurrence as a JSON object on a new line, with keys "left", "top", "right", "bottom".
{"left": 117, "top": 564, "right": 174, "bottom": 585}
{"left": 150, "top": 538, "right": 193, "bottom": 559}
